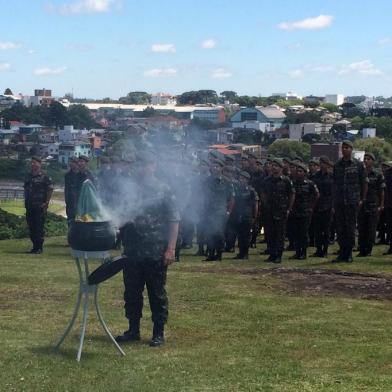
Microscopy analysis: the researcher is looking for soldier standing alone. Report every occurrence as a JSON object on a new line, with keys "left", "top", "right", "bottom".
{"left": 24, "top": 156, "right": 54, "bottom": 254}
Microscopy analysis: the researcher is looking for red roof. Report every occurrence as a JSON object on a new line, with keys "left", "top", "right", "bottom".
{"left": 216, "top": 148, "right": 241, "bottom": 155}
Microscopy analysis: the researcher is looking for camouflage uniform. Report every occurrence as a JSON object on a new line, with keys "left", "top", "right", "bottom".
{"left": 263, "top": 175, "right": 295, "bottom": 261}
{"left": 64, "top": 169, "right": 80, "bottom": 222}
{"left": 333, "top": 157, "right": 368, "bottom": 260}
{"left": 24, "top": 170, "right": 53, "bottom": 251}
{"left": 204, "top": 174, "right": 234, "bottom": 260}
{"left": 358, "top": 168, "right": 385, "bottom": 255}
{"left": 290, "top": 178, "right": 319, "bottom": 258}
{"left": 312, "top": 170, "right": 334, "bottom": 256}
{"left": 233, "top": 180, "right": 259, "bottom": 258}
{"left": 121, "top": 178, "right": 180, "bottom": 326}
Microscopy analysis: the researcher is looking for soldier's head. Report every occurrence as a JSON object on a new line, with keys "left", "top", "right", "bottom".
{"left": 319, "top": 156, "right": 332, "bottom": 173}
{"left": 247, "top": 152, "right": 257, "bottom": 168}
{"left": 271, "top": 158, "right": 283, "bottom": 177}
{"left": 78, "top": 155, "right": 89, "bottom": 172}
{"left": 364, "top": 152, "right": 375, "bottom": 169}
{"left": 239, "top": 171, "right": 250, "bottom": 185}
{"left": 296, "top": 163, "right": 307, "bottom": 180}
{"left": 308, "top": 159, "right": 319, "bottom": 175}
{"left": 381, "top": 161, "right": 392, "bottom": 174}
{"left": 241, "top": 155, "right": 249, "bottom": 170}
{"left": 31, "top": 156, "right": 42, "bottom": 173}
{"left": 210, "top": 159, "right": 224, "bottom": 176}
{"left": 69, "top": 157, "right": 79, "bottom": 172}
{"left": 341, "top": 140, "right": 353, "bottom": 159}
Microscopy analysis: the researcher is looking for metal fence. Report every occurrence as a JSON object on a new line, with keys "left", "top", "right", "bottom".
{"left": 0, "top": 188, "right": 24, "bottom": 200}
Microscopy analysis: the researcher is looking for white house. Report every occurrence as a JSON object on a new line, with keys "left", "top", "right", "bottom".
{"left": 362, "top": 128, "right": 376, "bottom": 138}
{"left": 289, "top": 123, "right": 332, "bottom": 141}
{"left": 58, "top": 141, "right": 91, "bottom": 165}
{"left": 58, "top": 125, "right": 88, "bottom": 142}
{"left": 325, "top": 94, "right": 345, "bottom": 106}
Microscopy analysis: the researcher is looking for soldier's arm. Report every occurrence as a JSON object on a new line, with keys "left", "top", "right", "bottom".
{"left": 360, "top": 165, "right": 368, "bottom": 205}
{"left": 311, "top": 184, "right": 320, "bottom": 211}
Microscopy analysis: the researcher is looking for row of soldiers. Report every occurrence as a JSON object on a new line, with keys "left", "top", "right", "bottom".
{"left": 190, "top": 139, "right": 389, "bottom": 263}
{"left": 62, "top": 140, "right": 391, "bottom": 265}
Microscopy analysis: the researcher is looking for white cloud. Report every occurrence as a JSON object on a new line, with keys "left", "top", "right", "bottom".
{"left": 0, "top": 41, "right": 21, "bottom": 50}
{"left": 338, "top": 60, "right": 382, "bottom": 76}
{"left": 151, "top": 43, "right": 176, "bottom": 53}
{"left": 201, "top": 39, "right": 216, "bottom": 49}
{"left": 378, "top": 37, "right": 392, "bottom": 46}
{"left": 34, "top": 66, "right": 67, "bottom": 76}
{"left": 278, "top": 14, "right": 333, "bottom": 31}
{"left": 28, "top": 49, "right": 35, "bottom": 54}
{"left": 0, "top": 63, "right": 11, "bottom": 71}
{"left": 211, "top": 68, "right": 232, "bottom": 79}
{"left": 57, "top": 0, "right": 116, "bottom": 15}
{"left": 143, "top": 68, "right": 177, "bottom": 77}
{"left": 288, "top": 69, "right": 304, "bottom": 79}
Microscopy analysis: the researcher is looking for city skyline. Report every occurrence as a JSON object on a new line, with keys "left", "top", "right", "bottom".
{"left": 0, "top": 0, "right": 392, "bottom": 98}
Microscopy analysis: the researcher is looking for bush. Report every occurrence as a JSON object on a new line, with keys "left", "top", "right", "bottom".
{"left": 0, "top": 208, "right": 67, "bottom": 240}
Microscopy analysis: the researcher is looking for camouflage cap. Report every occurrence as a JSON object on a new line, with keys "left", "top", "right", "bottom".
{"left": 78, "top": 155, "right": 89, "bottom": 162}
{"left": 364, "top": 152, "right": 375, "bottom": 161}
{"left": 319, "top": 155, "right": 332, "bottom": 165}
{"left": 342, "top": 139, "right": 353, "bottom": 148}
{"left": 296, "top": 162, "right": 308, "bottom": 172}
{"left": 213, "top": 159, "right": 225, "bottom": 167}
{"left": 239, "top": 170, "right": 251, "bottom": 179}
{"left": 382, "top": 161, "right": 392, "bottom": 168}
{"left": 31, "top": 156, "right": 42, "bottom": 163}
{"left": 271, "top": 158, "right": 284, "bottom": 168}
{"left": 282, "top": 157, "right": 292, "bottom": 164}
{"left": 309, "top": 158, "right": 320, "bottom": 165}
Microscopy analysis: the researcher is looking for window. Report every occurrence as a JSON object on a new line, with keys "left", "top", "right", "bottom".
{"left": 241, "top": 112, "right": 258, "bottom": 121}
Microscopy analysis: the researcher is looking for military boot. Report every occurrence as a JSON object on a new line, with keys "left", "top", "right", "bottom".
{"left": 289, "top": 249, "right": 300, "bottom": 260}
{"left": 150, "top": 323, "right": 165, "bottom": 347}
{"left": 298, "top": 248, "right": 307, "bottom": 260}
{"left": 115, "top": 319, "right": 141, "bottom": 343}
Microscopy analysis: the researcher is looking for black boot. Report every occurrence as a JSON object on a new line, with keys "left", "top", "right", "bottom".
{"left": 116, "top": 319, "right": 141, "bottom": 343}
{"left": 322, "top": 244, "right": 328, "bottom": 257}
{"left": 298, "top": 248, "right": 307, "bottom": 260}
{"left": 346, "top": 248, "right": 353, "bottom": 263}
{"left": 150, "top": 323, "right": 165, "bottom": 347}
{"left": 331, "top": 248, "right": 344, "bottom": 263}
{"left": 289, "top": 249, "right": 300, "bottom": 260}
{"left": 313, "top": 247, "right": 324, "bottom": 257}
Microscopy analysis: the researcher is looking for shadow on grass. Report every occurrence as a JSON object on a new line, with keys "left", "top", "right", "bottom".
{"left": 31, "top": 345, "right": 99, "bottom": 360}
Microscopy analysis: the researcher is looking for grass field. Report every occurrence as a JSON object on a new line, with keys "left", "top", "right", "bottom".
{"left": 0, "top": 200, "right": 65, "bottom": 216}
{"left": 1, "top": 237, "right": 392, "bottom": 391}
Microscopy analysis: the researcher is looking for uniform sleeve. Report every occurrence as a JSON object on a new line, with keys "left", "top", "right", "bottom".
{"left": 166, "top": 189, "right": 181, "bottom": 222}
{"left": 287, "top": 178, "right": 295, "bottom": 194}
{"left": 379, "top": 172, "right": 386, "bottom": 189}
{"left": 358, "top": 163, "right": 369, "bottom": 185}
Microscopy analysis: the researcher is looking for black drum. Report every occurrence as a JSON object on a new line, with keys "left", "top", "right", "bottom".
{"left": 68, "top": 221, "right": 116, "bottom": 251}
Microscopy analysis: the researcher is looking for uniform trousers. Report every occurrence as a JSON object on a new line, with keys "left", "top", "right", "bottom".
{"left": 123, "top": 258, "right": 168, "bottom": 325}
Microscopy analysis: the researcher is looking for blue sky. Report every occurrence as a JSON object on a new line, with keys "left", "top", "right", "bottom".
{"left": 1, "top": 0, "right": 392, "bottom": 98}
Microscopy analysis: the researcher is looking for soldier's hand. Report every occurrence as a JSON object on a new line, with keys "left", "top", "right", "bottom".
{"left": 164, "top": 248, "right": 176, "bottom": 266}
{"left": 358, "top": 200, "right": 363, "bottom": 209}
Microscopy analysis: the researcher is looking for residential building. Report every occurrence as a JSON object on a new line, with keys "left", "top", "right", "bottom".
{"left": 230, "top": 106, "right": 286, "bottom": 128}
{"left": 59, "top": 125, "right": 89, "bottom": 142}
{"left": 362, "top": 128, "right": 376, "bottom": 138}
{"left": 325, "top": 94, "right": 345, "bottom": 106}
{"left": 150, "top": 93, "right": 177, "bottom": 106}
{"left": 192, "top": 107, "right": 225, "bottom": 123}
{"left": 58, "top": 141, "right": 91, "bottom": 165}
{"left": 289, "top": 123, "right": 332, "bottom": 141}
{"left": 272, "top": 92, "right": 302, "bottom": 100}
{"left": 231, "top": 121, "right": 272, "bottom": 132}
{"left": 0, "top": 129, "right": 16, "bottom": 144}
{"left": 268, "top": 127, "right": 290, "bottom": 140}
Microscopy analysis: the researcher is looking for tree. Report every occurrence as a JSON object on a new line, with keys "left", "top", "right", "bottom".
{"left": 321, "top": 103, "right": 339, "bottom": 113}
{"left": 220, "top": 91, "right": 238, "bottom": 103}
{"left": 177, "top": 90, "right": 218, "bottom": 105}
{"left": 119, "top": 91, "right": 151, "bottom": 104}
{"left": 48, "top": 101, "right": 68, "bottom": 127}
{"left": 141, "top": 106, "right": 156, "bottom": 117}
{"left": 4, "top": 88, "right": 13, "bottom": 95}
{"left": 267, "top": 140, "right": 310, "bottom": 161}
{"left": 68, "top": 104, "right": 99, "bottom": 129}
{"left": 353, "top": 137, "right": 392, "bottom": 162}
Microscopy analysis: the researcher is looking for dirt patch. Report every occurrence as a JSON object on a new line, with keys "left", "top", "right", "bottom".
{"left": 183, "top": 266, "right": 392, "bottom": 300}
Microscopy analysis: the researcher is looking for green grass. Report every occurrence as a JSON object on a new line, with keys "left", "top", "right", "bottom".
{"left": 1, "top": 237, "right": 392, "bottom": 391}
{"left": 0, "top": 199, "right": 65, "bottom": 216}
